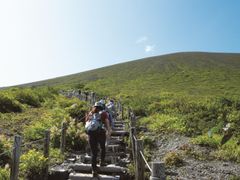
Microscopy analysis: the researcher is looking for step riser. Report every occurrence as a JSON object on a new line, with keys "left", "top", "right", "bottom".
{"left": 69, "top": 173, "right": 120, "bottom": 180}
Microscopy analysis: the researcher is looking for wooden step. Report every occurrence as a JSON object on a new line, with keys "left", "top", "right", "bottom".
{"left": 113, "top": 124, "right": 124, "bottom": 128}
{"left": 69, "top": 173, "right": 120, "bottom": 180}
{"left": 111, "top": 131, "right": 129, "bottom": 136}
{"left": 82, "top": 155, "right": 119, "bottom": 164}
{"left": 107, "top": 139, "right": 124, "bottom": 145}
{"left": 68, "top": 163, "right": 127, "bottom": 175}
{"left": 106, "top": 144, "right": 122, "bottom": 153}
{"left": 112, "top": 127, "right": 124, "bottom": 131}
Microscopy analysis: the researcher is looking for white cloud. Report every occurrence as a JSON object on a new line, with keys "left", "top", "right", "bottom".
{"left": 136, "top": 36, "right": 148, "bottom": 44}
{"left": 145, "top": 45, "right": 155, "bottom": 53}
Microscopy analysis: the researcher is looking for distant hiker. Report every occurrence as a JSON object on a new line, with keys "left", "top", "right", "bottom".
{"left": 99, "top": 99, "right": 114, "bottom": 128}
{"left": 106, "top": 99, "right": 116, "bottom": 127}
{"left": 85, "top": 102, "right": 112, "bottom": 176}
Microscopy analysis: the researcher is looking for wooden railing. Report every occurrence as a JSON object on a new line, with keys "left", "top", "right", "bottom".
{"left": 125, "top": 108, "right": 166, "bottom": 180}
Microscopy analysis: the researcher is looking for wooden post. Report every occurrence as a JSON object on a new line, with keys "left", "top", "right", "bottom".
{"left": 60, "top": 122, "right": 67, "bottom": 154}
{"left": 92, "top": 92, "right": 96, "bottom": 105}
{"left": 135, "top": 139, "right": 144, "bottom": 180}
{"left": 44, "top": 130, "right": 50, "bottom": 180}
{"left": 10, "top": 135, "right": 22, "bottom": 180}
{"left": 130, "top": 113, "right": 136, "bottom": 128}
{"left": 127, "top": 108, "right": 131, "bottom": 120}
{"left": 121, "top": 105, "right": 124, "bottom": 120}
{"left": 130, "top": 127, "right": 136, "bottom": 162}
{"left": 150, "top": 162, "right": 166, "bottom": 180}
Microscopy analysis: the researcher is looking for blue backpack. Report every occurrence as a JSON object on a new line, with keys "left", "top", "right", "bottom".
{"left": 85, "top": 112, "right": 103, "bottom": 133}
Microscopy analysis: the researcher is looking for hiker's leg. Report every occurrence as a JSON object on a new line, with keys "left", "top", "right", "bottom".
{"left": 88, "top": 132, "right": 98, "bottom": 170}
{"left": 99, "top": 130, "right": 106, "bottom": 163}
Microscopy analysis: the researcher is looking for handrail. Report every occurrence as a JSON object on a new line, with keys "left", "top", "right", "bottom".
{"left": 139, "top": 150, "right": 152, "bottom": 172}
{"left": 21, "top": 138, "right": 45, "bottom": 147}
{"left": 0, "top": 149, "right": 12, "bottom": 157}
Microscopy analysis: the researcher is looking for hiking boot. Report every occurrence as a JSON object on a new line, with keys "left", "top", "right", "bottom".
{"left": 92, "top": 169, "right": 98, "bottom": 177}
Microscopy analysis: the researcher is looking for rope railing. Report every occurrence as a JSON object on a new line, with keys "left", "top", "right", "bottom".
{"left": 127, "top": 108, "right": 166, "bottom": 180}
{"left": 0, "top": 149, "right": 13, "bottom": 157}
{"left": 139, "top": 150, "right": 152, "bottom": 173}
{"left": 21, "top": 138, "right": 45, "bottom": 148}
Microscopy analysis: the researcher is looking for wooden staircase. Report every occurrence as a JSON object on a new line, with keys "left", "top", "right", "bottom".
{"left": 49, "top": 119, "right": 131, "bottom": 180}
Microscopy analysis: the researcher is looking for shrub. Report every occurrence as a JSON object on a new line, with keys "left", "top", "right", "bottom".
{"left": 23, "top": 121, "right": 49, "bottom": 141}
{"left": 19, "top": 149, "right": 47, "bottom": 180}
{"left": 0, "top": 135, "right": 11, "bottom": 166}
{"left": 191, "top": 134, "right": 221, "bottom": 148}
{"left": 0, "top": 93, "right": 22, "bottom": 113}
{"left": 164, "top": 151, "right": 183, "bottom": 167}
{"left": 139, "top": 114, "right": 186, "bottom": 133}
{"left": 66, "top": 101, "right": 88, "bottom": 120}
{"left": 49, "top": 148, "right": 64, "bottom": 165}
{"left": 0, "top": 166, "right": 10, "bottom": 180}
{"left": 15, "top": 89, "right": 41, "bottom": 107}
{"left": 24, "top": 108, "right": 67, "bottom": 141}
{"left": 51, "top": 118, "right": 88, "bottom": 151}
{"left": 214, "top": 138, "right": 240, "bottom": 163}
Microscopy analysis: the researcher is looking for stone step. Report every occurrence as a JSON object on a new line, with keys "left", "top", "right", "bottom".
{"left": 111, "top": 131, "right": 129, "bottom": 136}
{"left": 114, "top": 121, "right": 128, "bottom": 124}
{"left": 82, "top": 155, "right": 119, "bottom": 164}
{"left": 114, "top": 122, "right": 124, "bottom": 125}
{"left": 69, "top": 173, "right": 120, "bottom": 180}
{"left": 112, "top": 127, "right": 124, "bottom": 131}
{"left": 106, "top": 144, "right": 123, "bottom": 153}
{"left": 49, "top": 166, "right": 69, "bottom": 180}
{"left": 68, "top": 163, "right": 127, "bottom": 175}
{"left": 107, "top": 139, "right": 124, "bottom": 145}
{"left": 113, "top": 124, "right": 124, "bottom": 128}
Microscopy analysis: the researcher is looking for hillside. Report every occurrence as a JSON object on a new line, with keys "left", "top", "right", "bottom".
{"left": 22, "top": 52, "right": 240, "bottom": 99}
{"left": 1, "top": 52, "right": 240, "bottom": 179}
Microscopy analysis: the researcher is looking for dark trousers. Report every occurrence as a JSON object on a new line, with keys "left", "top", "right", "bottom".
{"left": 88, "top": 129, "right": 106, "bottom": 170}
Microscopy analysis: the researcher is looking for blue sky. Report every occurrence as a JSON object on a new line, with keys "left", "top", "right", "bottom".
{"left": 0, "top": 0, "right": 240, "bottom": 87}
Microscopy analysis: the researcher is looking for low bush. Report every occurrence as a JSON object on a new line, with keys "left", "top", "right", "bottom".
{"left": 66, "top": 101, "right": 88, "bottom": 120}
{"left": 214, "top": 138, "right": 240, "bottom": 163}
{"left": 19, "top": 149, "right": 47, "bottom": 180}
{"left": 164, "top": 151, "right": 183, "bottom": 167}
{"left": 51, "top": 118, "right": 88, "bottom": 151}
{"left": 15, "top": 89, "right": 41, "bottom": 107}
{"left": 191, "top": 134, "right": 221, "bottom": 148}
{"left": 0, "top": 166, "right": 10, "bottom": 180}
{"left": 139, "top": 114, "right": 186, "bottom": 133}
{"left": 49, "top": 148, "right": 65, "bottom": 165}
{"left": 0, "top": 93, "right": 22, "bottom": 113}
{"left": 0, "top": 135, "right": 11, "bottom": 166}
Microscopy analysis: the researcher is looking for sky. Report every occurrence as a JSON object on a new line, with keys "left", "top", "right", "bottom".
{"left": 0, "top": 0, "right": 240, "bottom": 87}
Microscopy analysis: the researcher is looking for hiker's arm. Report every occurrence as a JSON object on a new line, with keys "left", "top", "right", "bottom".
{"left": 104, "top": 118, "right": 112, "bottom": 136}
{"left": 85, "top": 112, "right": 92, "bottom": 122}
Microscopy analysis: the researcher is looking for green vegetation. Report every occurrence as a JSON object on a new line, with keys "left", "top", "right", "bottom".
{"left": 164, "top": 151, "right": 184, "bottom": 167}
{"left": 0, "top": 87, "right": 89, "bottom": 178}
{"left": 0, "top": 166, "right": 10, "bottom": 180}
{"left": 1, "top": 52, "right": 240, "bottom": 175}
{"left": 19, "top": 149, "right": 48, "bottom": 180}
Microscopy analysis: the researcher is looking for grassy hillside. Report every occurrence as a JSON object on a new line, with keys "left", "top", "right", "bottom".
{"left": 22, "top": 52, "right": 240, "bottom": 98}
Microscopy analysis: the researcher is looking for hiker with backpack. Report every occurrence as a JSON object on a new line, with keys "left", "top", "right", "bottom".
{"left": 85, "top": 102, "right": 112, "bottom": 176}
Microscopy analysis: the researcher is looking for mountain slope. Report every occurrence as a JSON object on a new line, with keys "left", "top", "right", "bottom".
{"left": 22, "top": 52, "right": 240, "bottom": 98}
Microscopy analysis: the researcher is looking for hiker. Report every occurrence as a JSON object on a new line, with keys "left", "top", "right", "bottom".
{"left": 85, "top": 102, "right": 112, "bottom": 176}
{"left": 106, "top": 99, "right": 116, "bottom": 127}
{"left": 99, "top": 99, "right": 114, "bottom": 128}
